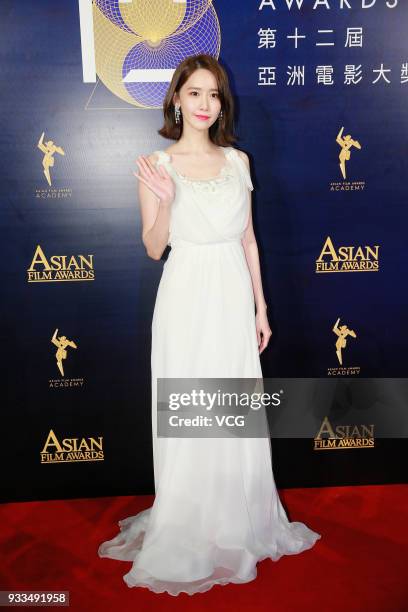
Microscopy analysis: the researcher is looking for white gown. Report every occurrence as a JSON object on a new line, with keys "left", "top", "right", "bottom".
{"left": 98, "top": 146, "right": 321, "bottom": 595}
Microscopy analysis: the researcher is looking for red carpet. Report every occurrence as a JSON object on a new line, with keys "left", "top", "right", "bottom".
{"left": 0, "top": 485, "right": 406, "bottom": 611}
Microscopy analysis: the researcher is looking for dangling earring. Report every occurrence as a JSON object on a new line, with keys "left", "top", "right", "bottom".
{"left": 218, "top": 109, "right": 223, "bottom": 121}
{"left": 175, "top": 105, "right": 181, "bottom": 124}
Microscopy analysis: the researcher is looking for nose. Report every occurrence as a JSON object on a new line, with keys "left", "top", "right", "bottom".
{"left": 199, "top": 96, "right": 209, "bottom": 111}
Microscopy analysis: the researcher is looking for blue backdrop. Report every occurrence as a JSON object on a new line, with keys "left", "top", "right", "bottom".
{"left": 1, "top": 0, "right": 407, "bottom": 502}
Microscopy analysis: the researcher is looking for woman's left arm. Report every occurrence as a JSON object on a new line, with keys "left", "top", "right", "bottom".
{"left": 237, "top": 150, "right": 272, "bottom": 354}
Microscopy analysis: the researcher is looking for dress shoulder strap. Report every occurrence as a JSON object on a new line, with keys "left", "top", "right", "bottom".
{"left": 228, "top": 148, "right": 254, "bottom": 191}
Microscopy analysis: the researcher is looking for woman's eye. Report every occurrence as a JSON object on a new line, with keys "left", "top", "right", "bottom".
{"left": 189, "top": 91, "right": 218, "bottom": 97}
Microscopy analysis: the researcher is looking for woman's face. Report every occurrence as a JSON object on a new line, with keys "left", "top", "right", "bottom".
{"left": 174, "top": 68, "right": 222, "bottom": 131}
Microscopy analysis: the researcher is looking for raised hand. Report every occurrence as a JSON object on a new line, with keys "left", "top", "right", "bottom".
{"left": 133, "top": 155, "right": 175, "bottom": 205}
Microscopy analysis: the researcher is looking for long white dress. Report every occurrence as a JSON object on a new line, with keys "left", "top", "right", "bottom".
{"left": 98, "top": 146, "right": 321, "bottom": 596}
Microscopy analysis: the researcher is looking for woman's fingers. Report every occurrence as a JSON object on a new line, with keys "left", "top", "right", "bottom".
{"left": 133, "top": 160, "right": 166, "bottom": 185}
{"left": 132, "top": 172, "right": 150, "bottom": 187}
{"left": 258, "top": 327, "right": 272, "bottom": 353}
{"left": 137, "top": 156, "right": 154, "bottom": 178}
{"left": 256, "top": 328, "right": 261, "bottom": 348}
{"left": 133, "top": 170, "right": 167, "bottom": 200}
{"left": 136, "top": 158, "right": 159, "bottom": 185}
{"left": 133, "top": 157, "right": 175, "bottom": 204}
{"left": 141, "top": 155, "right": 159, "bottom": 177}
{"left": 158, "top": 166, "right": 169, "bottom": 178}
{"left": 135, "top": 156, "right": 170, "bottom": 182}
{"left": 135, "top": 159, "right": 147, "bottom": 178}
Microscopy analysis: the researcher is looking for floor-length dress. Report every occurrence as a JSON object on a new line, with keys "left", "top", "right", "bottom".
{"left": 98, "top": 146, "right": 321, "bottom": 595}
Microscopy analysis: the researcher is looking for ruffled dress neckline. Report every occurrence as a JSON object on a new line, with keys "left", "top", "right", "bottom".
{"left": 158, "top": 147, "right": 234, "bottom": 186}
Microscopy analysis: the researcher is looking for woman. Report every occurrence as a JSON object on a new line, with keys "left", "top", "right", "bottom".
{"left": 98, "top": 53, "right": 321, "bottom": 596}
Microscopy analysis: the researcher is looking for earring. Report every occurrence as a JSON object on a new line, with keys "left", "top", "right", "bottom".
{"left": 218, "top": 109, "right": 223, "bottom": 120}
{"left": 175, "top": 105, "right": 181, "bottom": 124}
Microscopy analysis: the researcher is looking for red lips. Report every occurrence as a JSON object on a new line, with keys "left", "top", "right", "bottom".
{"left": 196, "top": 114, "right": 210, "bottom": 119}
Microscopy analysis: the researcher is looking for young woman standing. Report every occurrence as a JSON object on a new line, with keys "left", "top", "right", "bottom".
{"left": 98, "top": 53, "right": 321, "bottom": 596}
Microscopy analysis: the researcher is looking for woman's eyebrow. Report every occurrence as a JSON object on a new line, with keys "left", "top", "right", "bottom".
{"left": 186, "top": 86, "right": 219, "bottom": 91}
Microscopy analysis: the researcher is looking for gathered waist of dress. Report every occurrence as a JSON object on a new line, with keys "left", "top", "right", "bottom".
{"left": 170, "top": 238, "right": 243, "bottom": 249}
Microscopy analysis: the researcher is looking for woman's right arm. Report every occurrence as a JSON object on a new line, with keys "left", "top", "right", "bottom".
{"left": 135, "top": 153, "right": 175, "bottom": 261}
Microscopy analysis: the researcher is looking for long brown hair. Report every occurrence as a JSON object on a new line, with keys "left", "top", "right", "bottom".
{"left": 158, "top": 54, "right": 237, "bottom": 146}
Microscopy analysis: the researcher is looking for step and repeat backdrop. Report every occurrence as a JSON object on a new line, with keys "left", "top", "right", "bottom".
{"left": 1, "top": 0, "right": 407, "bottom": 502}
